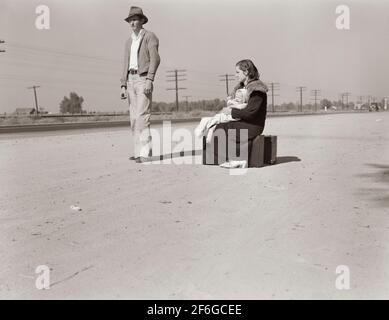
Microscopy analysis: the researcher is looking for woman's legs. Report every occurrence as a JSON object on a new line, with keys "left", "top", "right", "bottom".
{"left": 194, "top": 117, "right": 212, "bottom": 137}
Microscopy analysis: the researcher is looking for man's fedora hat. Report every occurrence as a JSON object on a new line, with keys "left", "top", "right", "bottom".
{"left": 124, "top": 6, "right": 148, "bottom": 24}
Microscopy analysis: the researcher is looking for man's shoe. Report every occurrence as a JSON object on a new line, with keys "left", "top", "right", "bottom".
{"left": 129, "top": 156, "right": 138, "bottom": 160}
{"left": 135, "top": 156, "right": 152, "bottom": 163}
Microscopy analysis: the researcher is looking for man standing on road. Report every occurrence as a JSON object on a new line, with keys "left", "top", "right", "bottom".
{"left": 120, "top": 6, "right": 161, "bottom": 163}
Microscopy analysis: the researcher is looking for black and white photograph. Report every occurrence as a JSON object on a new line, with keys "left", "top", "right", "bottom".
{"left": 0, "top": 0, "right": 389, "bottom": 303}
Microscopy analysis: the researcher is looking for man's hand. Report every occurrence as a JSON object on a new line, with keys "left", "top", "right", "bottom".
{"left": 120, "top": 87, "right": 127, "bottom": 100}
{"left": 144, "top": 79, "right": 153, "bottom": 95}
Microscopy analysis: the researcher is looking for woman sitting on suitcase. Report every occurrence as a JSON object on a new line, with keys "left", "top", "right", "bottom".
{"left": 208, "top": 59, "right": 268, "bottom": 169}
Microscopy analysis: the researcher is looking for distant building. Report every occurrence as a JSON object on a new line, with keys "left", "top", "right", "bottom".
{"left": 14, "top": 108, "right": 36, "bottom": 115}
{"left": 13, "top": 107, "right": 48, "bottom": 115}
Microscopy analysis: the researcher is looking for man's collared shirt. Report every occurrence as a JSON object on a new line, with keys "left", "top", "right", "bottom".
{"left": 129, "top": 29, "right": 144, "bottom": 71}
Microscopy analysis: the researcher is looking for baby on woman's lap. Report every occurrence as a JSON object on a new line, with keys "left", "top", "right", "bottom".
{"left": 194, "top": 87, "right": 248, "bottom": 143}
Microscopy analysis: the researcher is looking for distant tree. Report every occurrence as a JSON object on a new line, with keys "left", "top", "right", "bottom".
{"left": 320, "top": 98, "right": 332, "bottom": 109}
{"left": 152, "top": 98, "right": 226, "bottom": 113}
{"left": 59, "top": 92, "right": 84, "bottom": 114}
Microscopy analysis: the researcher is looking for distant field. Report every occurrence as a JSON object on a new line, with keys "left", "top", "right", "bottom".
{"left": 0, "top": 110, "right": 217, "bottom": 126}
{"left": 0, "top": 109, "right": 372, "bottom": 127}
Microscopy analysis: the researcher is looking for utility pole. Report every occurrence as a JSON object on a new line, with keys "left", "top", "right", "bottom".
{"left": 267, "top": 82, "right": 280, "bottom": 113}
{"left": 27, "top": 85, "right": 41, "bottom": 114}
{"left": 219, "top": 74, "right": 235, "bottom": 96}
{"left": 367, "top": 95, "right": 372, "bottom": 109}
{"left": 166, "top": 69, "right": 187, "bottom": 112}
{"left": 183, "top": 95, "right": 192, "bottom": 110}
{"left": 342, "top": 92, "right": 351, "bottom": 110}
{"left": 310, "top": 89, "right": 321, "bottom": 112}
{"left": 357, "top": 95, "right": 363, "bottom": 109}
{"left": 296, "top": 86, "right": 307, "bottom": 112}
{"left": 339, "top": 93, "right": 344, "bottom": 110}
{"left": 0, "top": 39, "right": 5, "bottom": 53}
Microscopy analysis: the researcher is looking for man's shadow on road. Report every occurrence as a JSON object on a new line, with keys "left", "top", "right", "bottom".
{"left": 147, "top": 151, "right": 301, "bottom": 167}
{"left": 148, "top": 150, "right": 202, "bottom": 162}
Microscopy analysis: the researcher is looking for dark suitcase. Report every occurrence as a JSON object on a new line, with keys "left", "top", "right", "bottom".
{"left": 248, "top": 135, "right": 265, "bottom": 168}
{"left": 203, "top": 134, "right": 277, "bottom": 167}
{"left": 203, "top": 135, "right": 252, "bottom": 166}
{"left": 264, "top": 135, "right": 277, "bottom": 165}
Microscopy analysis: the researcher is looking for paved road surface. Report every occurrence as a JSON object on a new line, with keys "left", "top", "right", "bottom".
{"left": 0, "top": 112, "right": 388, "bottom": 299}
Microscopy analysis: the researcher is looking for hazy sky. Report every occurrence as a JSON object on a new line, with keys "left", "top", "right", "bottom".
{"left": 0, "top": 0, "right": 388, "bottom": 113}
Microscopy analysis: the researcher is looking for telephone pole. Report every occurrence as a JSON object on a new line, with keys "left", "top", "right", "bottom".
{"left": 27, "top": 85, "right": 41, "bottom": 114}
{"left": 342, "top": 92, "right": 351, "bottom": 110}
{"left": 219, "top": 74, "right": 235, "bottom": 96}
{"left": 296, "top": 86, "right": 307, "bottom": 112}
{"left": 0, "top": 40, "right": 5, "bottom": 53}
{"left": 367, "top": 95, "right": 372, "bottom": 107}
{"left": 267, "top": 82, "right": 280, "bottom": 113}
{"left": 338, "top": 93, "right": 344, "bottom": 109}
{"left": 166, "top": 70, "right": 187, "bottom": 112}
{"left": 183, "top": 95, "right": 192, "bottom": 110}
{"left": 357, "top": 95, "right": 364, "bottom": 109}
{"left": 310, "top": 89, "right": 321, "bottom": 112}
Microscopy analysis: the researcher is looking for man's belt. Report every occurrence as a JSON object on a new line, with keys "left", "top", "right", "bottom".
{"left": 128, "top": 69, "right": 138, "bottom": 75}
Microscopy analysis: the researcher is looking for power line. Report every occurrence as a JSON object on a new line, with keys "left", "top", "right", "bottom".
{"left": 186, "top": 79, "right": 225, "bottom": 87}
{"left": 310, "top": 89, "right": 321, "bottom": 112}
{"left": 7, "top": 41, "right": 121, "bottom": 64}
{"left": 0, "top": 57, "right": 226, "bottom": 91}
{"left": 6, "top": 41, "right": 170, "bottom": 72}
{"left": 267, "top": 82, "right": 280, "bottom": 112}
{"left": 219, "top": 74, "right": 235, "bottom": 96}
{"left": 2, "top": 42, "right": 384, "bottom": 106}
{"left": 0, "top": 58, "right": 122, "bottom": 78}
{"left": 183, "top": 95, "right": 192, "bottom": 109}
{"left": 8, "top": 41, "right": 237, "bottom": 79}
{"left": 296, "top": 86, "right": 307, "bottom": 112}
{"left": 341, "top": 92, "right": 351, "bottom": 110}
{"left": 166, "top": 69, "right": 187, "bottom": 112}
{"left": 367, "top": 95, "right": 372, "bottom": 106}
{"left": 27, "top": 85, "right": 41, "bottom": 114}
{"left": 3, "top": 42, "right": 385, "bottom": 103}
{"left": 0, "top": 74, "right": 119, "bottom": 87}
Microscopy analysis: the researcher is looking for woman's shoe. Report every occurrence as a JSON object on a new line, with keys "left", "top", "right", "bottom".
{"left": 219, "top": 160, "right": 247, "bottom": 169}
{"left": 232, "top": 160, "right": 247, "bottom": 168}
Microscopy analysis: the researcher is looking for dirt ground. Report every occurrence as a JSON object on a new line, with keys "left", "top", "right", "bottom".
{"left": 0, "top": 112, "right": 388, "bottom": 299}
